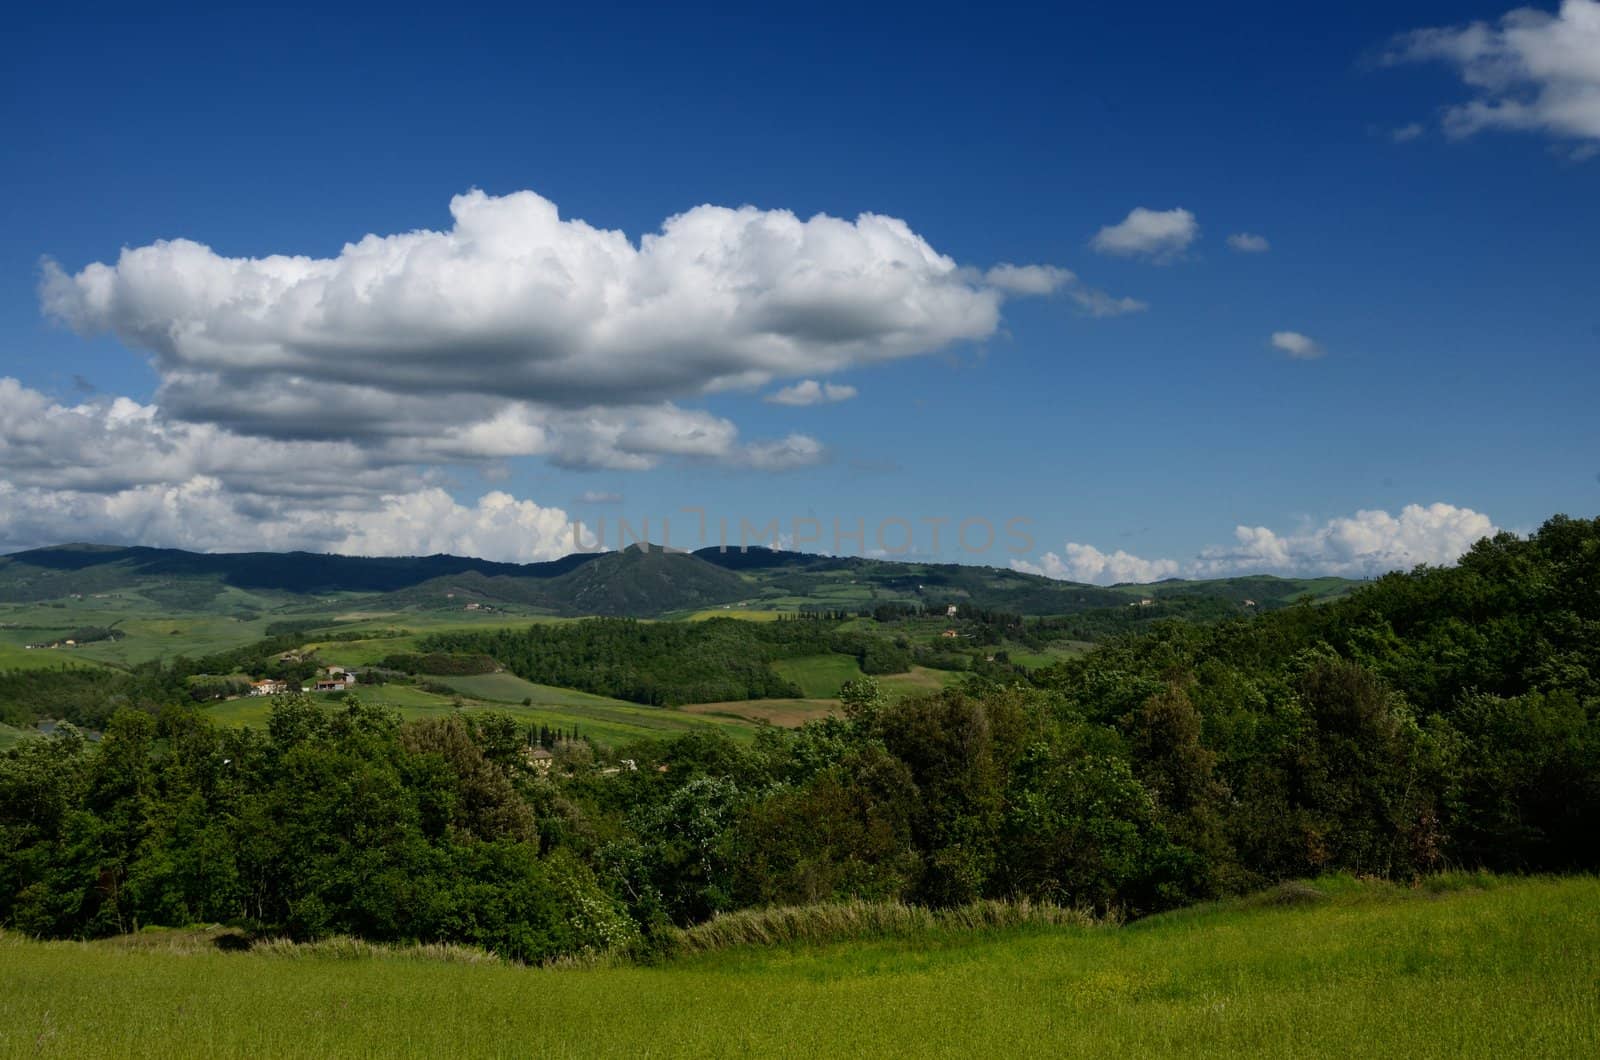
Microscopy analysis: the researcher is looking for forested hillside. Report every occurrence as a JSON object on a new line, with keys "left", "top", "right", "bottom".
{"left": 1, "top": 516, "right": 1595, "bottom": 965}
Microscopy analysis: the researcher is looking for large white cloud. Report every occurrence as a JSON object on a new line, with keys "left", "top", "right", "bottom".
{"left": 38, "top": 188, "right": 1117, "bottom": 474}
{"left": 333, "top": 489, "right": 582, "bottom": 561}
{"left": 1013, "top": 503, "right": 1498, "bottom": 584}
{"left": 1090, "top": 207, "right": 1199, "bottom": 261}
{"left": 17, "top": 189, "right": 1140, "bottom": 555}
{"left": 0, "top": 378, "right": 419, "bottom": 496}
{"left": 0, "top": 377, "right": 816, "bottom": 485}
{"left": 1387, "top": 0, "right": 1600, "bottom": 154}
{"left": 41, "top": 189, "right": 1073, "bottom": 414}
{"left": 0, "top": 377, "right": 581, "bottom": 559}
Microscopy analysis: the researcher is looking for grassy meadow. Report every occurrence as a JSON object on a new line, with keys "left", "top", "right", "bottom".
{"left": 0, "top": 875, "right": 1593, "bottom": 1058}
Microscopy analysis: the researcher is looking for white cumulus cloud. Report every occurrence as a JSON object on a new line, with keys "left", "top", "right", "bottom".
{"left": 764, "top": 379, "right": 859, "bottom": 406}
{"left": 1189, "top": 504, "right": 1499, "bottom": 578}
{"left": 982, "top": 263, "right": 1146, "bottom": 316}
{"left": 981, "top": 264, "right": 1074, "bottom": 295}
{"left": 0, "top": 376, "right": 580, "bottom": 559}
{"left": 334, "top": 489, "right": 581, "bottom": 561}
{"left": 0, "top": 478, "right": 586, "bottom": 562}
{"left": 1090, "top": 207, "right": 1199, "bottom": 261}
{"left": 1227, "top": 232, "right": 1271, "bottom": 253}
{"left": 37, "top": 188, "right": 1100, "bottom": 475}
{"left": 1386, "top": 0, "right": 1600, "bottom": 154}
{"left": 40, "top": 188, "right": 1065, "bottom": 423}
{"left": 1067, "top": 289, "right": 1149, "bottom": 317}
{"left": 1271, "top": 331, "right": 1324, "bottom": 359}
{"left": 1011, "top": 543, "right": 1181, "bottom": 584}
{"left": 0, "top": 376, "right": 817, "bottom": 483}
{"left": 740, "top": 433, "right": 828, "bottom": 470}
{"left": 1012, "top": 503, "right": 1499, "bottom": 585}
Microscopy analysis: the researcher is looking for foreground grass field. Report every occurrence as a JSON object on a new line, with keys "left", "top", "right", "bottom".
{"left": 1, "top": 876, "right": 1593, "bottom": 1058}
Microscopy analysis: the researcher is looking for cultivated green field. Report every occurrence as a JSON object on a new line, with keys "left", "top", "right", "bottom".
{"left": 685, "top": 660, "right": 965, "bottom": 728}
{"left": 303, "top": 615, "right": 574, "bottom": 666}
{"left": 771, "top": 653, "right": 864, "bottom": 697}
{"left": 772, "top": 655, "right": 964, "bottom": 701}
{"left": 879, "top": 665, "right": 965, "bottom": 699}
{"left": 0, "top": 642, "right": 107, "bottom": 671}
{"left": 679, "top": 608, "right": 786, "bottom": 622}
{"left": 1006, "top": 641, "right": 1096, "bottom": 669}
{"left": 0, "top": 600, "right": 561, "bottom": 672}
{"left": 425, "top": 671, "right": 611, "bottom": 706}
{"left": 205, "top": 685, "right": 756, "bottom": 746}
{"left": 684, "top": 697, "right": 838, "bottom": 727}
{"left": 0, "top": 876, "right": 1592, "bottom": 1058}
{"left": 421, "top": 672, "right": 757, "bottom": 740}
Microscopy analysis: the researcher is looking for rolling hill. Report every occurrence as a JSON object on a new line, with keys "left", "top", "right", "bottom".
{"left": 0, "top": 542, "right": 1358, "bottom": 619}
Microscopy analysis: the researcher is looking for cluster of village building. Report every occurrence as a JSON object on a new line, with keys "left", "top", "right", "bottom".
{"left": 248, "top": 665, "right": 361, "bottom": 697}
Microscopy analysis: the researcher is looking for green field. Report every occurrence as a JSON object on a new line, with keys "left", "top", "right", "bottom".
{"left": 680, "top": 608, "right": 786, "bottom": 622}
{"left": 0, "top": 641, "right": 108, "bottom": 671}
{"left": 1006, "top": 641, "right": 1096, "bottom": 669}
{"left": 418, "top": 672, "right": 756, "bottom": 740}
{"left": 772, "top": 655, "right": 964, "bottom": 701}
{"left": 205, "top": 681, "right": 756, "bottom": 746}
{"left": 32, "top": 616, "right": 278, "bottom": 667}
{"left": 879, "top": 665, "right": 965, "bottom": 699}
{"left": 688, "top": 660, "right": 963, "bottom": 727}
{"left": 0, "top": 601, "right": 560, "bottom": 673}
{"left": 685, "top": 697, "right": 838, "bottom": 727}
{"left": 425, "top": 671, "right": 618, "bottom": 707}
{"left": 772, "top": 653, "right": 864, "bottom": 698}
{"left": 304, "top": 614, "right": 574, "bottom": 667}
{"left": 0, "top": 722, "right": 33, "bottom": 751}
{"left": 1, "top": 876, "right": 1592, "bottom": 1057}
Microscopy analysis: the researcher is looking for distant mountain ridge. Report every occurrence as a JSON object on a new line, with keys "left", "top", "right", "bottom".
{"left": 0, "top": 542, "right": 1358, "bottom": 618}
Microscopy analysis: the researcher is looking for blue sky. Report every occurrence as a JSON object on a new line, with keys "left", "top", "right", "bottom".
{"left": 2, "top": 2, "right": 1597, "bottom": 581}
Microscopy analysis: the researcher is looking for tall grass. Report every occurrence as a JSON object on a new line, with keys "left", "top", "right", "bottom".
{"left": 671, "top": 897, "right": 1098, "bottom": 954}
{"left": 85, "top": 925, "right": 504, "bottom": 964}
{"left": 247, "top": 936, "right": 503, "bottom": 965}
